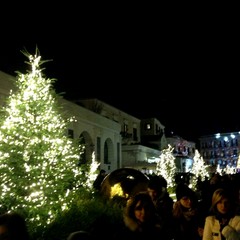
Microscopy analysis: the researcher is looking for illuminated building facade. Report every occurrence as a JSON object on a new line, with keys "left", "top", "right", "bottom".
{"left": 199, "top": 132, "right": 240, "bottom": 173}
{"left": 166, "top": 135, "right": 196, "bottom": 173}
{"left": 0, "top": 70, "right": 198, "bottom": 174}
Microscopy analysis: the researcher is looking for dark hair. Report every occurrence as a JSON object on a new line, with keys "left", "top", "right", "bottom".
{"left": 0, "top": 212, "right": 30, "bottom": 240}
{"left": 175, "top": 183, "right": 196, "bottom": 201}
{"left": 99, "top": 169, "right": 106, "bottom": 174}
{"left": 126, "top": 192, "right": 156, "bottom": 220}
{"left": 148, "top": 175, "right": 167, "bottom": 192}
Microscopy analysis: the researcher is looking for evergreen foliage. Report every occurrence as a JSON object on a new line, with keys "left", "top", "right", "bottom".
{"left": 39, "top": 193, "right": 123, "bottom": 240}
{"left": 190, "top": 149, "right": 209, "bottom": 190}
{"left": 156, "top": 144, "right": 177, "bottom": 189}
{"left": 0, "top": 50, "right": 85, "bottom": 235}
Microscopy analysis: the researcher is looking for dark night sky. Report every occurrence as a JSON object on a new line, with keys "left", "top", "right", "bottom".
{"left": 0, "top": 5, "right": 239, "bottom": 142}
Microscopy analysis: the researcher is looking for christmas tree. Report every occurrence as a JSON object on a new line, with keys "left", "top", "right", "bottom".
{"left": 156, "top": 144, "right": 177, "bottom": 189}
{"left": 190, "top": 149, "right": 209, "bottom": 190}
{"left": 0, "top": 50, "right": 84, "bottom": 229}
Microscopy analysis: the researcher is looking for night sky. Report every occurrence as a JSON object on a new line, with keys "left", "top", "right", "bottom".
{"left": 0, "top": 5, "right": 238, "bottom": 142}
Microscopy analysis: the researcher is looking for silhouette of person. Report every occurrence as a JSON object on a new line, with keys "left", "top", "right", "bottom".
{"left": 93, "top": 169, "right": 106, "bottom": 191}
{"left": 0, "top": 211, "right": 30, "bottom": 240}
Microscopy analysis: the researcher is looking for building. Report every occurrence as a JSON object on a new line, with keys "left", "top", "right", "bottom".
{"left": 0, "top": 70, "right": 197, "bottom": 174}
{"left": 76, "top": 99, "right": 167, "bottom": 174}
{"left": 199, "top": 132, "right": 240, "bottom": 174}
{"left": 166, "top": 135, "right": 196, "bottom": 173}
{"left": 0, "top": 71, "right": 121, "bottom": 173}
{"left": 0, "top": 71, "right": 171, "bottom": 173}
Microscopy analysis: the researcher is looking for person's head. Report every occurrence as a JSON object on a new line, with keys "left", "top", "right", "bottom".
{"left": 175, "top": 183, "right": 196, "bottom": 209}
{"left": 210, "top": 188, "right": 235, "bottom": 215}
{"left": 125, "top": 192, "right": 156, "bottom": 223}
{"left": 210, "top": 173, "right": 221, "bottom": 185}
{"left": 99, "top": 169, "right": 106, "bottom": 176}
{"left": 147, "top": 175, "right": 167, "bottom": 201}
{"left": 0, "top": 212, "right": 29, "bottom": 240}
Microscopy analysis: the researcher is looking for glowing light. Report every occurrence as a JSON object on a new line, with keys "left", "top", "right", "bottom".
{"left": 110, "top": 183, "right": 125, "bottom": 198}
{"left": 190, "top": 150, "right": 209, "bottom": 190}
{"left": 156, "top": 144, "right": 177, "bottom": 189}
{"left": 230, "top": 134, "right": 235, "bottom": 139}
{"left": 83, "top": 152, "right": 100, "bottom": 189}
{"left": 224, "top": 136, "right": 228, "bottom": 142}
{"left": 215, "top": 133, "right": 221, "bottom": 139}
{"left": 0, "top": 52, "right": 89, "bottom": 234}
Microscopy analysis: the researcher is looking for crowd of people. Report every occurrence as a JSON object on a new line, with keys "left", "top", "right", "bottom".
{"left": 1, "top": 171, "right": 240, "bottom": 239}
{"left": 110, "top": 172, "right": 240, "bottom": 240}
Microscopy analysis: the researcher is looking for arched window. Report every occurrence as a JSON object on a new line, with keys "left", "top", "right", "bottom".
{"left": 104, "top": 142, "right": 109, "bottom": 164}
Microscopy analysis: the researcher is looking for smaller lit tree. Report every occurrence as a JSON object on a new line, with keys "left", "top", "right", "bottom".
{"left": 156, "top": 144, "right": 177, "bottom": 189}
{"left": 225, "top": 165, "right": 236, "bottom": 175}
{"left": 216, "top": 164, "right": 223, "bottom": 175}
{"left": 83, "top": 152, "right": 100, "bottom": 190}
{"left": 190, "top": 149, "right": 209, "bottom": 190}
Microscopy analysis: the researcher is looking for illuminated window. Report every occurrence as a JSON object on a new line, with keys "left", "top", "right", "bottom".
{"left": 145, "top": 123, "right": 151, "bottom": 130}
{"left": 124, "top": 123, "right": 128, "bottom": 132}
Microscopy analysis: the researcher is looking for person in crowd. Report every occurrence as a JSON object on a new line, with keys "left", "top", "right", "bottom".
{"left": 203, "top": 188, "right": 240, "bottom": 240}
{"left": 0, "top": 211, "right": 30, "bottom": 240}
{"left": 147, "top": 175, "right": 174, "bottom": 239}
{"left": 113, "top": 191, "right": 170, "bottom": 240}
{"left": 93, "top": 169, "right": 106, "bottom": 191}
{"left": 147, "top": 175, "right": 173, "bottom": 214}
{"left": 172, "top": 182, "right": 202, "bottom": 240}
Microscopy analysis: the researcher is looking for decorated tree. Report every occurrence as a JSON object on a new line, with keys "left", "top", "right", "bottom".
{"left": 190, "top": 149, "right": 209, "bottom": 190}
{"left": 0, "top": 50, "right": 85, "bottom": 231}
{"left": 156, "top": 144, "right": 177, "bottom": 189}
{"left": 84, "top": 152, "right": 100, "bottom": 190}
{"left": 225, "top": 165, "right": 236, "bottom": 175}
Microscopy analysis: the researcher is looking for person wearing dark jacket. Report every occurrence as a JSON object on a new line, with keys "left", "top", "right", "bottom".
{"left": 172, "top": 183, "right": 201, "bottom": 240}
{"left": 113, "top": 191, "right": 170, "bottom": 240}
{"left": 147, "top": 175, "right": 174, "bottom": 239}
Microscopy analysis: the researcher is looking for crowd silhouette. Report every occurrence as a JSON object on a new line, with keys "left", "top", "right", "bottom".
{"left": 1, "top": 171, "right": 240, "bottom": 239}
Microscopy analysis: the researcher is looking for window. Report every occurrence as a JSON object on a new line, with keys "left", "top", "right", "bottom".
{"left": 68, "top": 129, "right": 74, "bottom": 139}
{"left": 145, "top": 123, "right": 151, "bottom": 130}
{"left": 79, "top": 135, "right": 86, "bottom": 164}
{"left": 133, "top": 127, "right": 138, "bottom": 141}
{"left": 104, "top": 142, "right": 109, "bottom": 164}
{"left": 124, "top": 123, "right": 128, "bottom": 132}
{"left": 117, "top": 142, "right": 120, "bottom": 168}
{"left": 96, "top": 137, "right": 101, "bottom": 161}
